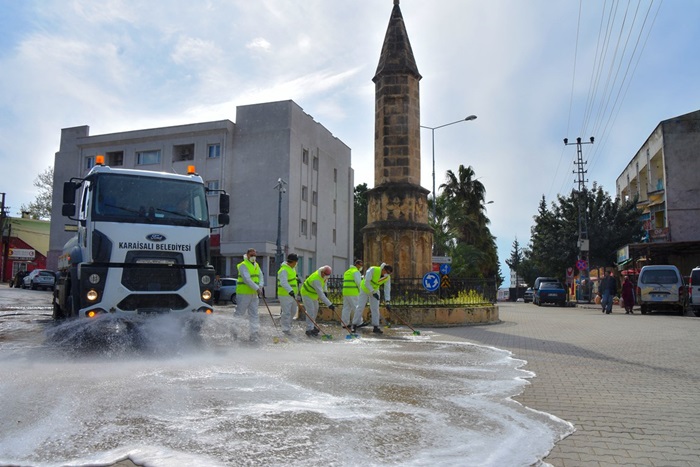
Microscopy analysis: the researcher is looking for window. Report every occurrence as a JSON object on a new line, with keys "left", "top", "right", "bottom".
{"left": 333, "top": 199, "right": 336, "bottom": 214}
{"left": 334, "top": 168, "right": 337, "bottom": 182}
{"left": 301, "top": 219, "right": 307, "bottom": 235}
{"left": 106, "top": 151, "right": 124, "bottom": 166}
{"left": 312, "top": 156, "right": 318, "bottom": 170}
{"left": 137, "top": 150, "right": 161, "bottom": 165}
{"left": 312, "top": 222, "right": 317, "bottom": 236}
{"left": 302, "top": 148, "right": 309, "bottom": 164}
{"left": 333, "top": 229, "right": 336, "bottom": 244}
{"left": 208, "top": 144, "right": 221, "bottom": 158}
{"left": 312, "top": 191, "right": 318, "bottom": 206}
{"left": 85, "top": 156, "right": 95, "bottom": 169}
{"left": 302, "top": 186, "right": 308, "bottom": 201}
{"left": 207, "top": 180, "right": 220, "bottom": 193}
{"left": 173, "top": 144, "right": 195, "bottom": 162}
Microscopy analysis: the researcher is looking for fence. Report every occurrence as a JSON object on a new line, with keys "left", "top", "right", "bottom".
{"left": 325, "top": 276, "right": 497, "bottom": 307}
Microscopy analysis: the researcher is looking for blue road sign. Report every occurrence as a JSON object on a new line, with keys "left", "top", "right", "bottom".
{"left": 439, "top": 263, "right": 451, "bottom": 275}
{"left": 422, "top": 272, "right": 441, "bottom": 292}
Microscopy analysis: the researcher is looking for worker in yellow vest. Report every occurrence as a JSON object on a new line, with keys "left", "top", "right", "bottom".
{"left": 300, "top": 265, "right": 335, "bottom": 337}
{"left": 341, "top": 259, "right": 364, "bottom": 329}
{"left": 277, "top": 253, "right": 299, "bottom": 335}
{"left": 235, "top": 248, "right": 265, "bottom": 342}
{"left": 352, "top": 263, "right": 392, "bottom": 334}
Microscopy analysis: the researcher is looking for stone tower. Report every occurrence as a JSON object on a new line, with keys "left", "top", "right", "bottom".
{"left": 362, "top": 0, "right": 433, "bottom": 278}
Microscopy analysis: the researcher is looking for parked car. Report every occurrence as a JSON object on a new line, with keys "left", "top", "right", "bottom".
{"left": 22, "top": 269, "right": 56, "bottom": 290}
{"left": 636, "top": 265, "right": 686, "bottom": 315}
{"left": 689, "top": 266, "right": 700, "bottom": 317}
{"left": 534, "top": 281, "right": 566, "bottom": 306}
{"left": 533, "top": 277, "right": 558, "bottom": 293}
{"left": 524, "top": 287, "right": 534, "bottom": 303}
{"left": 218, "top": 277, "right": 237, "bottom": 304}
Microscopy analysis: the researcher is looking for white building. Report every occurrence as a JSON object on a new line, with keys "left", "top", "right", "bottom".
{"left": 48, "top": 100, "right": 354, "bottom": 283}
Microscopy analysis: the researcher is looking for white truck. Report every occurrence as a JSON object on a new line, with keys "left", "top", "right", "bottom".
{"left": 53, "top": 157, "right": 229, "bottom": 320}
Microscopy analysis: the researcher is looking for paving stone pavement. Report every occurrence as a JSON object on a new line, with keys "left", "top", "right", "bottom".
{"left": 435, "top": 301, "right": 700, "bottom": 467}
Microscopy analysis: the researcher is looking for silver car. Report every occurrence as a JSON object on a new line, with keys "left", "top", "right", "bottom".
{"left": 218, "top": 277, "right": 237, "bottom": 304}
{"left": 22, "top": 269, "right": 56, "bottom": 290}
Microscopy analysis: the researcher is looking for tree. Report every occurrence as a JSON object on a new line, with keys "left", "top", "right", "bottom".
{"left": 505, "top": 237, "right": 523, "bottom": 293}
{"left": 523, "top": 184, "right": 643, "bottom": 281}
{"left": 353, "top": 183, "right": 368, "bottom": 260}
{"left": 439, "top": 164, "right": 498, "bottom": 279}
{"left": 21, "top": 166, "right": 53, "bottom": 219}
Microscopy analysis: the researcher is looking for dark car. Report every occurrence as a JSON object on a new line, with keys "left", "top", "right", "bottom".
{"left": 524, "top": 287, "right": 534, "bottom": 303}
{"left": 534, "top": 281, "right": 566, "bottom": 306}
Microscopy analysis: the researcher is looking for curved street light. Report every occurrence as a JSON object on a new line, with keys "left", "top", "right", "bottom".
{"left": 420, "top": 115, "right": 477, "bottom": 223}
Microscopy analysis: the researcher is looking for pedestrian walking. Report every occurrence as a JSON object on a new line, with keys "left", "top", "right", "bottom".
{"left": 600, "top": 270, "right": 617, "bottom": 314}
{"left": 213, "top": 275, "right": 222, "bottom": 305}
{"left": 352, "top": 263, "right": 393, "bottom": 334}
{"left": 235, "top": 248, "right": 265, "bottom": 341}
{"left": 341, "top": 259, "right": 364, "bottom": 330}
{"left": 621, "top": 276, "right": 635, "bottom": 314}
{"left": 277, "top": 253, "right": 299, "bottom": 335}
{"left": 300, "top": 265, "right": 335, "bottom": 337}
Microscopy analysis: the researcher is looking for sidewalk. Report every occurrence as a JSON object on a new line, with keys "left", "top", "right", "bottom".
{"left": 436, "top": 302, "right": 700, "bottom": 466}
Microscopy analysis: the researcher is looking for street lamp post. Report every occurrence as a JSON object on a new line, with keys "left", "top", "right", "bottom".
{"left": 274, "top": 178, "right": 287, "bottom": 298}
{"left": 420, "top": 115, "right": 477, "bottom": 223}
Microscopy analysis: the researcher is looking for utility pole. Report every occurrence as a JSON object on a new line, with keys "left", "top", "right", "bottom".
{"left": 274, "top": 178, "right": 287, "bottom": 298}
{"left": 0, "top": 193, "right": 7, "bottom": 282}
{"left": 564, "top": 137, "right": 594, "bottom": 301}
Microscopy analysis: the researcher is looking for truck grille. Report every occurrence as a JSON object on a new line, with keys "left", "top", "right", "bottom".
{"left": 122, "top": 252, "right": 185, "bottom": 291}
{"left": 117, "top": 294, "right": 189, "bottom": 312}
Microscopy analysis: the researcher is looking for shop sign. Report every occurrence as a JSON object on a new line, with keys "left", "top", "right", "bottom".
{"left": 9, "top": 248, "right": 35, "bottom": 260}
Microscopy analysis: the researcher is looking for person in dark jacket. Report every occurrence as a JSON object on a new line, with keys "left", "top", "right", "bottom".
{"left": 600, "top": 270, "right": 617, "bottom": 314}
{"left": 621, "top": 276, "right": 635, "bottom": 314}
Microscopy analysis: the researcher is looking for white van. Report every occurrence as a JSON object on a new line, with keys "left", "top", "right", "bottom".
{"left": 637, "top": 265, "right": 686, "bottom": 315}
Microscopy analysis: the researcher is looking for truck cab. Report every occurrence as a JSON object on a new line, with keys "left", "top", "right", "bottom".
{"left": 54, "top": 157, "right": 229, "bottom": 320}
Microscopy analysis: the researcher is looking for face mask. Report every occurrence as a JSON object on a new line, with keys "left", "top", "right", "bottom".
{"left": 249, "top": 256, "right": 256, "bottom": 263}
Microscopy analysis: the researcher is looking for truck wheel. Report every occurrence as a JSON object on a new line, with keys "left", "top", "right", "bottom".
{"left": 52, "top": 299, "right": 65, "bottom": 319}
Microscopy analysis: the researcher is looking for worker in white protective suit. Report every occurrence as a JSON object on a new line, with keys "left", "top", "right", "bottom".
{"left": 300, "top": 265, "right": 335, "bottom": 337}
{"left": 235, "top": 248, "right": 265, "bottom": 342}
{"left": 352, "top": 263, "right": 392, "bottom": 334}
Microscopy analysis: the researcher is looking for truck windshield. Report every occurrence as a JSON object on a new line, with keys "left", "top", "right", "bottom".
{"left": 92, "top": 174, "right": 209, "bottom": 227}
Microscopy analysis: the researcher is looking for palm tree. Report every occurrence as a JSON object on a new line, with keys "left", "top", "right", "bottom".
{"left": 440, "top": 165, "right": 489, "bottom": 244}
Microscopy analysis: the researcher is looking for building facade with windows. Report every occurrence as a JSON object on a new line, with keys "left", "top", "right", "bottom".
{"left": 48, "top": 100, "right": 354, "bottom": 285}
{"left": 615, "top": 109, "right": 700, "bottom": 272}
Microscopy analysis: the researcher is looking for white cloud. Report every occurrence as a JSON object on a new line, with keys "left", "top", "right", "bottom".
{"left": 246, "top": 37, "right": 271, "bottom": 51}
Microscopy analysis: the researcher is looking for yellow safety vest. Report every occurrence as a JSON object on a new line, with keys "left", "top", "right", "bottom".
{"left": 361, "top": 266, "right": 389, "bottom": 294}
{"left": 343, "top": 266, "right": 360, "bottom": 297}
{"left": 301, "top": 269, "right": 325, "bottom": 300}
{"left": 277, "top": 263, "right": 298, "bottom": 296}
{"left": 236, "top": 260, "right": 261, "bottom": 295}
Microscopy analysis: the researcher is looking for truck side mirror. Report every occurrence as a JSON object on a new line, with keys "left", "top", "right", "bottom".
{"left": 63, "top": 182, "right": 78, "bottom": 204}
{"left": 219, "top": 193, "right": 230, "bottom": 214}
{"left": 62, "top": 204, "right": 76, "bottom": 217}
{"left": 218, "top": 213, "right": 230, "bottom": 226}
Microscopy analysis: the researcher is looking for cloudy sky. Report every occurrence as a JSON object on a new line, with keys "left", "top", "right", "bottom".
{"left": 1, "top": 0, "right": 698, "bottom": 284}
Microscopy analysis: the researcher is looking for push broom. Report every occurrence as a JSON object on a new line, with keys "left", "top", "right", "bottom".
{"left": 295, "top": 299, "right": 333, "bottom": 340}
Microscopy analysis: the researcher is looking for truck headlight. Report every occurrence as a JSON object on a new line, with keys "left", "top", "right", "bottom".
{"left": 87, "top": 289, "right": 99, "bottom": 301}
{"left": 202, "top": 290, "right": 212, "bottom": 300}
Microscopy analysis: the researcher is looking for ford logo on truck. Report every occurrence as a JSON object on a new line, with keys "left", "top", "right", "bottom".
{"left": 146, "top": 233, "right": 167, "bottom": 242}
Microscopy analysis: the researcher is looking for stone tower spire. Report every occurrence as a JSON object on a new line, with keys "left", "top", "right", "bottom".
{"left": 372, "top": 0, "right": 421, "bottom": 186}
{"left": 363, "top": 1, "right": 433, "bottom": 278}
